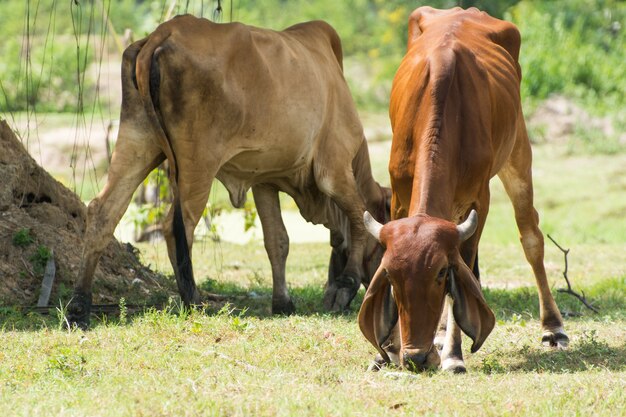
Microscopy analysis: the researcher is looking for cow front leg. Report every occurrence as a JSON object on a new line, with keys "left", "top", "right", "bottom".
{"left": 324, "top": 225, "right": 350, "bottom": 308}
{"left": 317, "top": 172, "right": 367, "bottom": 312}
{"left": 438, "top": 201, "right": 487, "bottom": 371}
{"left": 252, "top": 184, "right": 295, "bottom": 315}
{"left": 439, "top": 297, "right": 467, "bottom": 373}
{"left": 69, "top": 133, "right": 164, "bottom": 329}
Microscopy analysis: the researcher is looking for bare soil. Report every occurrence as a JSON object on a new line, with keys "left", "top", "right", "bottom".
{"left": 0, "top": 120, "right": 175, "bottom": 307}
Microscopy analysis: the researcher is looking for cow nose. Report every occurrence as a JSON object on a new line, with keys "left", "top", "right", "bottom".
{"left": 402, "top": 349, "right": 428, "bottom": 371}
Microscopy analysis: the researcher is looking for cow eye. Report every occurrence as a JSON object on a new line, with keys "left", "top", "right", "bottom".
{"left": 436, "top": 267, "right": 448, "bottom": 284}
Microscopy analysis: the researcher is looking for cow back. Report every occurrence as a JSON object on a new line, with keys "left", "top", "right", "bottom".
{"left": 389, "top": 7, "right": 525, "bottom": 219}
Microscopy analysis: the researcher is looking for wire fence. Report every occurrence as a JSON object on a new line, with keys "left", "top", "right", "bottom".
{"left": 1, "top": 0, "right": 230, "bottom": 200}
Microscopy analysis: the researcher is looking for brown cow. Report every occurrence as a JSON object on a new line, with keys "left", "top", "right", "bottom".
{"left": 359, "top": 7, "right": 568, "bottom": 373}
{"left": 67, "top": 15, "right": 389, "bottom": 327}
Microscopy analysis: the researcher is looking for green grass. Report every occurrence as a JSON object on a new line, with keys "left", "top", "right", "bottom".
{"left": 0, "top": 304, "right": 624, "bottom": 416}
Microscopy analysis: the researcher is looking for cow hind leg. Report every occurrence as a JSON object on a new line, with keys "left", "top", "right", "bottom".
{"left": 68, "top": 126, "right": 164, "bottom": 329}
{"left": 499, "top": 135, "right": 568, "bottom": 348}
{"left": 162, "top": 199, "right": 198, "bottom": 306}
{"left": 252, "top": 184, "right": 295, "bottom": 315}
{"left": 162, "top": 169, "right": 216, "bottom": 308}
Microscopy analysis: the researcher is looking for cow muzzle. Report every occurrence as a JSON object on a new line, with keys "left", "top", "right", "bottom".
{"left": 401, "top": 346, "right": 441, "bottom": 372}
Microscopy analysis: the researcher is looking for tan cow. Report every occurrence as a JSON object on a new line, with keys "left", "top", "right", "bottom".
{"left": 359, "top": 7, "right": 568, "bottom": 373}
{"left": 67, "top": 15, "right": 389, "bottom": 327}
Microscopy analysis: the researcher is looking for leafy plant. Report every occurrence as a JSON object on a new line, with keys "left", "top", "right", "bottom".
{"left": 578, "top": 329, "right": 613, "bottom": 356}
{"left": 12, "top": 228, "right": 35, "bottom": 247}
{"left": 46, "top": 347, "right": 87, "bottom": 377}
{"left": 29, "top": 245, "right": 52, "bottom": 275}
{"left": 481, "top": 355, "right": 506, "bottom": 374}
{"left": 118, "top": 297, "right": 128, "bottom": 325}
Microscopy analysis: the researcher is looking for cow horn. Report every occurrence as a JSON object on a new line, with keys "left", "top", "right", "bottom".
{"left": 457, "top": 209, "right": 478, "bottom": 242}
{"left": 363, "top": 211, "right": 383, "bottom": 242}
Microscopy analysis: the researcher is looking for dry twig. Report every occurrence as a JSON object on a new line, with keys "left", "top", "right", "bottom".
{"left": 20, "top": 257, "right": 36, "bottom": 278}
{"left": 547, "top": 234, "right": 599, "bottom": 313}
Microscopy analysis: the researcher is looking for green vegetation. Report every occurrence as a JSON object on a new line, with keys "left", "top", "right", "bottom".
{"left": 29, "top": 245, "right": 52, "bottom": 275}
{"left": 512, "top": 0, "right": 626, "bottom": 116}
{"left": 1, "top": 0, "right": 624, "bottom": 120}
{"left": 12, "top": 228, "right": 35, "bottom": 247}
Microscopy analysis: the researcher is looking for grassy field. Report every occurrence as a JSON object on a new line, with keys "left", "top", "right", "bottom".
{"left": 1, "top": 129, "right": 625, "bottom": 416}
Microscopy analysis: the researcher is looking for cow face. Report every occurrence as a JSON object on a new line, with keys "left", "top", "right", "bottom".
{"left": 358, "top": 210, "right": 495, "bottom": 371}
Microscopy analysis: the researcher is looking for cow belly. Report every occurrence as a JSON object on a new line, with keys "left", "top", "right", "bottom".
{"left": 217, "top": 160, "right": 344, "bottom": 234}
{"left": 216, "top": 154, "right": 310, "bottom": 209}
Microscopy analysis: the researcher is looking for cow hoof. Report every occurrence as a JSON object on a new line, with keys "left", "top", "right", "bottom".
{"left": 66, "top": 290, "right": 92, "bottom": 330}
{"left": 322, "top": 282, "right": 339, "bottom": 311}
{"left": 442, "top": 358, "right": 467, "bottom": 374}
{"left": 272, "top": 298, "right": 296, "bottom": 316}
{"left": 367, "top": 354, "right": 388, "bottom": 372}
{"left": 333, "top": 287, "right": 358, "bottom": 312}
{"left": 323, "top": 274, "right": 359, "bottom": 312}
{"left": 542, "top": 329, "right": 569, "bottom": 349}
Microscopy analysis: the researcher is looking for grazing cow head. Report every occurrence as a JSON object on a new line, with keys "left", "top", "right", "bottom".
{"left": 358, "top": 210, "right": 495, "bottom": 371}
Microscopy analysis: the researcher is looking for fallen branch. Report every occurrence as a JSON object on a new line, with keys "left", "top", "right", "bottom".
{"left": 20, "top": 257, "right": 36, "bottom": 279}
{"left": 547, "top": 234, "right": 599, "bottom": 313}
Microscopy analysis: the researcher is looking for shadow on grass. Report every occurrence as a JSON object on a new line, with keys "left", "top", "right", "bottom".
{"left": 484, "top": 276, "right": 625, "bottom": 321}
{"left": 514, "top": 342, "right": 626, "bottom": 373}
{"left": 199, "top": 276, "right": 625, "bottom": 321}
{"left": 481, "top": 330, "right": 626, "bottom": 374}
{"left": 198, "top": 278, "right": 364, "bottom": 318}
{"left": 0, "top": 281, "right": 364, "bottom": 331}
{"left": 1, "top": 277, "right": 622, "bottom": 332}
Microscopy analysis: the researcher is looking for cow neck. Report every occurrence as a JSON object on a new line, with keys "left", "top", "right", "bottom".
{"left": 408, "top": 144, "right": 456, "bottom": 220}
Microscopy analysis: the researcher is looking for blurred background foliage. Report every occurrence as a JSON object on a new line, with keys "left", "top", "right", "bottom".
{"left": 0, "top": 0, "right": 624, "bottom": 120}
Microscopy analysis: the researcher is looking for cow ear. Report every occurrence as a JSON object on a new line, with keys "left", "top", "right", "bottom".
{"left": 448, "top": 261, "right": 495, "bottom": 353}
{"left": 358, "top": 264, "right": 397, "bottom": 362}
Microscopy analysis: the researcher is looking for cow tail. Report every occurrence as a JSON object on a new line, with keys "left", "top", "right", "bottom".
{"left": 134, "top": 28, "right": 178, "bottom": 183}
{"left": 134, "top": 28, "right": 196, "bottom": 305}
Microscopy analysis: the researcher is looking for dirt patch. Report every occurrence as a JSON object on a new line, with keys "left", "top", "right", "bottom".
{"left": 527, "top": 94, "right": 623, "bottom": 144}
{"left": 0, "top": 120, "right": 175, "bottom": 307}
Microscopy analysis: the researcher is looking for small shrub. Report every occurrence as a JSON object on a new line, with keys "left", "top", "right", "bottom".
{"left": 481, "top": 355, "right": 506, "bottom": 374}
{"left": 578, "top": 330, "right": 613, "bottom": 357}
{"left": 230, "top": 315, "right": 249, "bottom": 332}
{"left": 47, "top": 348, "right": 87, "bottom": 377}
{"left": 29, "top": 245, "right": 52, "bottom": 275}
{"left": 12, "top": 228, "right": 35, "bottom": 247}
